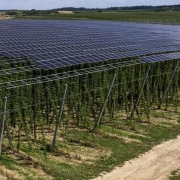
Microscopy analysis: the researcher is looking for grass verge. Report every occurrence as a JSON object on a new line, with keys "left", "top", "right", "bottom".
{"left": 1, "top": 106, "right": 180, "bottom": 179}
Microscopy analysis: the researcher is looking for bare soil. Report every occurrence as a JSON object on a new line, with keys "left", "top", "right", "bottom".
{"left": 93, "top": 136, "right": 180, "bottom": 180}
{"left": 0, "top": 15, "right": 14, "bottom": 20}
{"left": 58, "top": 11, "right": 75, "bottom": 14}
{"left": 0, "top": 175, "right": 6, "bottom": 180}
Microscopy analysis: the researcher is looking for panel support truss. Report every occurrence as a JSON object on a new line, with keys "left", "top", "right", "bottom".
{"left": 0, "top": 59, "right": 144, "bottom": 89}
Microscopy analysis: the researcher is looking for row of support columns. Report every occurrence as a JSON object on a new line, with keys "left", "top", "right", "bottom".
{"left": 0, "top": 61, "right": 179, "bottom": 155}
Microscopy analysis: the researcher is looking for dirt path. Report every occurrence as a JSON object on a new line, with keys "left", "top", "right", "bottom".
{"left": 93, "top": 136, "right": 180, "bottom": 180}
{"left": 0, "top": 175, "right": 6, "bottom": 180}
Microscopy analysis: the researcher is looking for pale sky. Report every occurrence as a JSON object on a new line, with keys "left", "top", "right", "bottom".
{"left": 1, "top": 0, "right": 180, "bottom": 10}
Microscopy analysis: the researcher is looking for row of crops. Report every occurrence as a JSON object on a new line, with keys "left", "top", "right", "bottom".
{"left": 0, "top": 55, "right": 180, "bottom": 153}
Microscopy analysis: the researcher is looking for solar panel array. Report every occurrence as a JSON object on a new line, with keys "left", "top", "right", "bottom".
{"left": 0, "top": 20, "right": 180, "bottom": 70}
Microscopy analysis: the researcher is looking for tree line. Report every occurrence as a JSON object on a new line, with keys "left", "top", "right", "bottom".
{"left": 5, "top": 5, "right": 180, "bottom": 16}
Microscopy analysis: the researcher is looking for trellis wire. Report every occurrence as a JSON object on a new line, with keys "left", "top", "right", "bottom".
{"left": 0, "top": 59, "right": 144, "bottom": 89}
{"left": 0, "top": 70, "right": 177, "bottom": 115}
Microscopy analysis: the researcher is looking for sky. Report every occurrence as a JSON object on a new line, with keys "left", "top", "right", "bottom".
{"left": 1, "top": 0, "right": 180, "bottom": 10}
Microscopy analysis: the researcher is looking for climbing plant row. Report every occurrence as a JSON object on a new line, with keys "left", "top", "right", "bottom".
{"left": 0, "top": 55, "right": 180, "bottom": 153}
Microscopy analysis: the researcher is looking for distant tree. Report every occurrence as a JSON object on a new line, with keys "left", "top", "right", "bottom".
{"left": 22, "top": 9, "right": 58, "bottom": 16}
{"left": 5, "top": 10, "right": 17, "bottom": 15}
{"left": 30, "top": 9, "right": 37, "bottom": 15}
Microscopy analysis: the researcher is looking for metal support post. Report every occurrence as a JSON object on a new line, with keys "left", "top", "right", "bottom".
{"left": 0, "top": 97, "right": 7, "bottom": 157}
{"left": 92, "top": 74, "right": 116, "bottom": 133}
{"left": 160, "top": 61, "right": 179, "bottom": 108}
{"left": 130, "top": 66, "right": 151, "bottom": 120}
{"left": 52, "top": 84, "right": 67, "bottom": 148}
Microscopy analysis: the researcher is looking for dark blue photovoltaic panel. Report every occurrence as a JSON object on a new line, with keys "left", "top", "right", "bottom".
{"left": 0, "top": 20, "right": 180, "bottom": 69}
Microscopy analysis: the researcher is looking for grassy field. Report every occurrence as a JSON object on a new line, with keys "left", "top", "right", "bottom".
{"left": 1, "top": 105, "right": 180, "bottom": 180}
{"left": 16, "top": 11, "right": 180, "bottom": 24}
